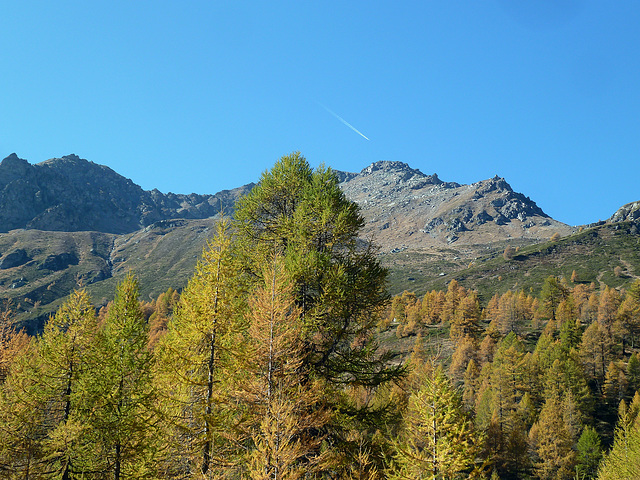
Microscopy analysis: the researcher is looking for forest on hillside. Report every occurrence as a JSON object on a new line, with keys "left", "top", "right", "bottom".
{"left": 0, "top": 153, "right": 639, "bottom": 479}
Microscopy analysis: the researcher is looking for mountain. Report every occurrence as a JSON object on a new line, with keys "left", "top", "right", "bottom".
{"left": 339, "top": 161, "right": 573, "bottom": 253}
{"left": 0, "top": 154, "right": 635, "bottom": 331}
{"left": 0, "top": 153, "right": 253, "bottom": 234}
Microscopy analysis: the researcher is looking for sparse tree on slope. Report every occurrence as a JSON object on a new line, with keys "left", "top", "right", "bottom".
{"left": 540, "top": 276, "right": 568, "bottom": 322}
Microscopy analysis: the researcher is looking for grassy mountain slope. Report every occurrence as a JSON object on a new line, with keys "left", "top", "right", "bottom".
{"left": 386, "top": 221, "right": 640, "bottom": 303}
{"left": 0, "top": 218, "right": 218, "bottom": 332}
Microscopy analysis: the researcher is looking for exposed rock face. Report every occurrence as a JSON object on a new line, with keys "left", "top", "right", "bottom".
{"left": 609, "top": 201, "right": 640, "bottom": 224}
{"left": 0, "top": 153, "right": 253, "bottom": 234}
{"left": 338, "top": 161, "right": 573, "bottom": 252}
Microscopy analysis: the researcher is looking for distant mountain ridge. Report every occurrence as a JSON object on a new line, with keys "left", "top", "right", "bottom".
{"left": 1, "top": 154, "right": 572, "bottom": 250}
{"left": 0, "top": 153, "right": 253, "bottom": 234}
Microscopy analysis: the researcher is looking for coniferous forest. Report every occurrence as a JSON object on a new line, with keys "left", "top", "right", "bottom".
{"left": 1, "top": 153, "right": 640, "bottom": 479}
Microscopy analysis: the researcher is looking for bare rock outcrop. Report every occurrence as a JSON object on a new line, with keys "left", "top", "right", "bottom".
{"left": 609, "top": 201, "right": 640, "bottom": 224}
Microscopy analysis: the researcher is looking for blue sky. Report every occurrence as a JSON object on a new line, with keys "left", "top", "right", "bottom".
{"left": 1, "top": 1, "right": 638, "bottom": 226}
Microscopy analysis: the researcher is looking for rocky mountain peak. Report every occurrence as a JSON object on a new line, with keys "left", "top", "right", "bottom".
{"left": 473, "top": 176, "right": 513, "bottom": 196}
{"left": 1, "top": 153, "right": 27, "bottom": 167}
{"left": 0, "top": 154, "right": 252, "bottom": 234}
{"left": 338, "top": 161, "right": 569, "bottom": 251}
{"left": 361, "top": 160, "right": 420, "bottom": 175}
{"left": 352, "top": 161, "right": 447, "bottom": 192}
{"left": 609, "top": 201, "right": 640, "bottom": 224}
{"left": 39, "top": 154, "right": 84, "bottom": 167}
{"left": 0, "top": 153, "right": 31, "bottom": 183}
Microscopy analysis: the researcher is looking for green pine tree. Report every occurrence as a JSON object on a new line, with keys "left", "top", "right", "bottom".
{"left": 232, "top": 152, "right": 404, "bottom": 470}
{"left": 575, "top": 425, "right": 602, "bottom": 480}
{"left": 233, "top": 152, "right": 401, "bottom": 389}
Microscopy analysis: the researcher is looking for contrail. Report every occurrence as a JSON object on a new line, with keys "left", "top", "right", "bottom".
{"left": 317, "top": 102, "right": 370, "bottom": 141}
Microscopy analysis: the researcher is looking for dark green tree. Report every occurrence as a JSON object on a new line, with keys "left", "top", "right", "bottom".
{"left": 232, "top": 152, "right": 404, "bottom": 469}
{"left": 540, "top": 276, "right": 569, "bottom": 321}
{"left": 575, "top": 425, "right": 602, "bottom": 479}
{"left": 627, "top": 353, "right": 640, "bottom": 396}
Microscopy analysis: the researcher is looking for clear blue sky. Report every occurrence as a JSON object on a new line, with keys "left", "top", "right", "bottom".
{"left": 1, "top": 1, "right": 638, "bottom": 226}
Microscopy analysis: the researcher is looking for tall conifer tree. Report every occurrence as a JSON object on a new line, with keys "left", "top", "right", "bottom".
{"left": 83, "top": 273, "right": 158, "bottom": 479}
{"left": 240, "top": 254, "right": 328, "bottom": 479}
{"left": 386, "top": 366, "right": 482, "bottom": 479}
{"left": 233, "top": 152, "right": 400, "bottom": 388}
{"left": 35, "top": 289, "right": 97, "bottom": 479}
{"left": 232, "top": 153, "right": 404, "bottom": 467}
{"left": 0, "top": 289, "right": 96, "bottom": 478}
{"left": 156, "top": 219, "right": 244, "bottom": 478}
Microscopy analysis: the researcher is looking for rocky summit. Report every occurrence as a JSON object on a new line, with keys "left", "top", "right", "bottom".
{"left": 338, "top": 161, "right": 573, "bottom": 253}
{"left": 609, "top": 201, "right": 640, "bottom": 224}
{"left": 0, "top": 153, "right": 253, "bottom": 234}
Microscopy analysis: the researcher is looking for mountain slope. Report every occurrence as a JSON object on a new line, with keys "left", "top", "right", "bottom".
{"left": 394, "top": 220, "right": 640, "bottom": 303}
{"left": 0, "top": 218, "right": 218, "bottom": 332}
{"left": 0, "top": 153, "right": 253, "bottom": 234}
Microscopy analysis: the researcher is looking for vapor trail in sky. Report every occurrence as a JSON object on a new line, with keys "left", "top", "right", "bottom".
{"left": 317, "top": 102, "right": 370, "bottom": 141}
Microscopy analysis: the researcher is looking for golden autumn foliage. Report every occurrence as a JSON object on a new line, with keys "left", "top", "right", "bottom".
{"left": 4, "top": 154, "right": 640, "bottom": 478}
